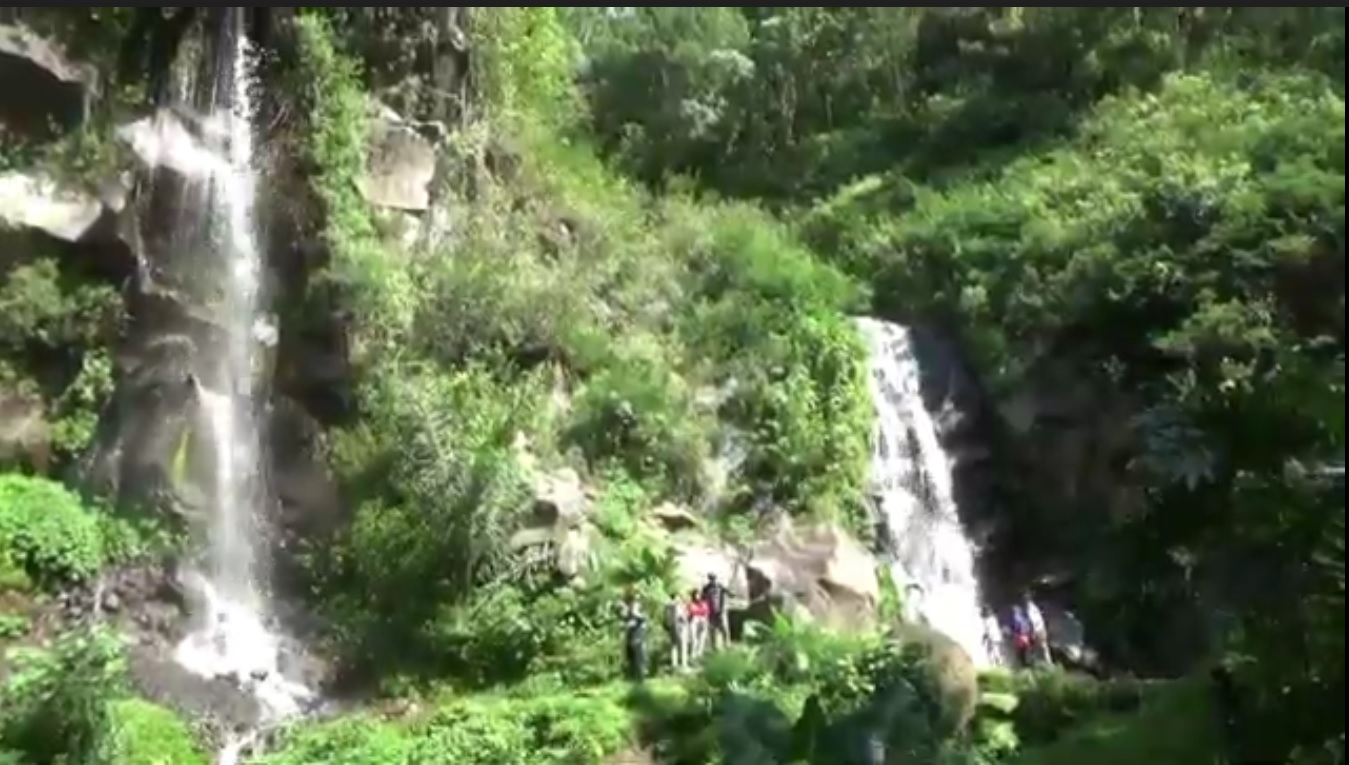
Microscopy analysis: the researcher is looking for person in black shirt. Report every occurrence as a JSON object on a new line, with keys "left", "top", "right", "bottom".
{"left": 620, "top": 589, "right": 648, "bottom": 681}
{"left": 701, "top": 573, "right": 730, "bottom": 649}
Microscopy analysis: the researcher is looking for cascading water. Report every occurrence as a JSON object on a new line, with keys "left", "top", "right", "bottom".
{"left": 153, "top": 10, "right": 312, "bottom": 762}
{"left": 856, "top": 318, "right": 995, "bottom": 667}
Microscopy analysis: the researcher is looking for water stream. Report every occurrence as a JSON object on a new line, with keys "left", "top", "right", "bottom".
{"left": 857, "top": 318, "right": 995, "bottom": 667}
{"left": 154, "top": 10, "right": 312, "bottom": 762}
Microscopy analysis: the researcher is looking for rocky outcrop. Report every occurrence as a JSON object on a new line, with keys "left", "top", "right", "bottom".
{"left": 744, "top": 523, "right": 881, "bottom": 631}
{"left": 0, "top": 170, "right": 105, "bottom": 241}
{"left": 116, "top": 109, "right": 228, "bottom": 183}
{"left": 510, "top": 466, "right": 598, "bottom": 578}
{"left": 359, "top": 105, "right": 440, "bottom": 212}
{"left": 893, "top": 623, "right": 979, "bottom": 732}
{"left": 0, "top": 22, "right": 97, "bottom": 140}
{"left": 0, "top": 19, "right": 346, "bottom": 549}
{"left": 506, "top": 461, "right": 885, "bottom": 632}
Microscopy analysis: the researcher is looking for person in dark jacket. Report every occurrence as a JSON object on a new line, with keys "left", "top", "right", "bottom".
{"left": 701, "top": 573, "right": 730, "bottom": 649}
{"left": 620, "top": 589, "right": 648, "bottom": 681}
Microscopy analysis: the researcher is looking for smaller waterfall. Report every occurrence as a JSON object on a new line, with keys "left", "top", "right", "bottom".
{"left": 857, "top": 318, "right": 995, "bottom": 667}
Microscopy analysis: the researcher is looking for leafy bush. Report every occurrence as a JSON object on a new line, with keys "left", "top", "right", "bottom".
{"left": 0, "top": 628, "right": 127, "bottom": 762}
{"left": 93, "top": 699, "right": 207, "bottom": 765}
{"left": 307, "top": 363, "right": 542, "bottom": 679}
{"left": 0, "top": 614, "right": 28, "bottom": 641}
{"left": 978, "top": 670, "right": 1146, "bottom": 748}
{"left": 0, "top": 475, "right": 104, "bottom": 586}
{"left": 0, "top": 258, "right": 124, "bottom": 463}
{"left": 261, "top": 688, "right": 634, "bottom": 765}
{"left": 0, "top": 548, "right": 29, "bottom": 593}
{"left": 567, "top": 355, "right": 711, "bottom": 499}
{"left": 672, "top": 204, "right": 872, "bottom": 528}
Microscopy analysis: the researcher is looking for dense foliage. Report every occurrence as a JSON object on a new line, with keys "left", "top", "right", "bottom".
{"left": 0, "top": 5, "right": 1342, "bottom": 765}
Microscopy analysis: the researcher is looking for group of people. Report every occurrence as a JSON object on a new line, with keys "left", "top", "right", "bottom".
{"left": 981, "top": 595, "right": 1053, "bottom": 668}
{"left": 618, "top": 573, "right": 731, "bottom": 681}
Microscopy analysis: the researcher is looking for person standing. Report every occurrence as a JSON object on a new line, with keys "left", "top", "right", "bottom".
{"left": 701, "top": 573, "right": 730, "bottom": 650}
{"left": 663, "top": 591, "right": 690, "bottom": 670}
{"left": 1024, "top": 595, "right": 1053, "bottom": 666}
{"left": 1008, "top": 603, "right": 1034, "bottom": 668}
{"left": 686, "top": 589, "right": 710, "bottom": 661}
{"left": 902, "top": 583, "right": 927, "bottom": 626}
{"left": 620, "top": 589, "right": 648, "bottom": 682}
{"left": 981, "top": 606, "right": 1005, "bottom": 665}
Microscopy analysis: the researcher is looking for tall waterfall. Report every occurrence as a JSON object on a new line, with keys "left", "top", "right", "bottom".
{"left": 857, "top": 318, "right": 994, "bottom": 667}
{"left": 155, "top": 10, "right": 312, "bottom": 761}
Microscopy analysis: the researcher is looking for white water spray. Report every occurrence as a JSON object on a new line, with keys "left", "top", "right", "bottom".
{"left": 161, "top": 13, "right": 312, "bottom": 762}
{"left": 856, "top": 318, "right": 995, "bottom": 667}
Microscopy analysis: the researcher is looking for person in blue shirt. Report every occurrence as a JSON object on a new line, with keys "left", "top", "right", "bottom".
{"left": 1008, "top": 603, "right": 1034, "bottom": 667}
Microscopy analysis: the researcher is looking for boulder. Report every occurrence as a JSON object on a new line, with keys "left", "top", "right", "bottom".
{"left": 528, "top": 466, "right": 589, "bottom": 528}
{"left": 508, "top": 524, "right": 596, "bottom": 579}
{"left": 359, "top": 105, "right": 438, "bottom": 211}
{"left": 0, "top": 23, "right": 97, "bottom": 140}
{"left": 893, "top": 622, "right": 979, "bottom": 733}
{"left": 116, "top": 108, "right": 228, "bottom": 182}
{"left": 509, "top": 466, "right": 598, "bottom": 578}
{"left": 0, "top": 170, "right": 104, "bottom": 242}
{"left": 650, "top": 501, "right": 700, "bottom": 533}
{"left": 670, "top": 537, "right": 742, "bottom": 593}
{"left": 745, "top": 522, "right": 881, "bottom": 630}
{"left": 0, "top": 167, "right": 136, "bottom": 286}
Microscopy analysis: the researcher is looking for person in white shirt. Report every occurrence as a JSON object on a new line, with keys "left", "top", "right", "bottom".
{"left": 663, "top": 592, "right": 690, "bottom": 670}
{"left": 902, "top": 583, "right": 927, "bottom": 626}
{"left": 1024, "top": 595, "right": 1054, "bottom": 666}
{"left": 981, "top": 606, "right": 1005, "bottom": 666}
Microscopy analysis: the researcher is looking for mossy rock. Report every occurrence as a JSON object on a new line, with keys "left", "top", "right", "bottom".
{"left": 892, "top": 622, "right": 979, "bottom": 732}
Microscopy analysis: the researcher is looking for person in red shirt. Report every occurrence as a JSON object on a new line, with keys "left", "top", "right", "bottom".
{"left": 686, "top": 589, "right": 710, "bottom": 662}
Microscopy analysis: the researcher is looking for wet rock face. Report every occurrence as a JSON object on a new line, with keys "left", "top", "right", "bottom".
{"left": 41, "top": 563, "right": 190, "bottom": 647}
{"left": 42, "top": 562, "right": 338, "bottom": 743}
{"left": 39, "top": 564, "right": 262, "bottom": 740}
{"left": 129, "top": 645, "right": 264, "bottom": 737}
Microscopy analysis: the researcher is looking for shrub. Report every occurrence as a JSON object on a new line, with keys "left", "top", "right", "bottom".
{"left": 93, "top": 699, "right": 207, "bottom": 765}
{"left": 977, "top": 670, "right": 1147, "bottom": 747}
{"left": 261, "top": 689, "right": 634, "bottom": 765}
{"left": 0, "top": 474, "right": 104, "bottom": 586}
{"left": 0, "top": 627, "right": 127, "bottom": 762}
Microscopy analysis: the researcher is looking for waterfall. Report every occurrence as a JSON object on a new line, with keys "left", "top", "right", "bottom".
{"left": 148, "top": 10, "right": 311, "bottom": 762}
{"left": 856, "top": 318, "right": 996, "bottom": 667}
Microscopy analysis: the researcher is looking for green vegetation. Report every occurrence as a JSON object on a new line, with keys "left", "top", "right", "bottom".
{"left": 0, "top": 258, "right": 121, "bottom": 467}
{"left": 1011, "top": 678, "right": 1219, "bottom": 765}
{"left": 290, "top": 10, "right": 875, "bottom": 688}
{"left": 0, "top": 5, "right": 1342, "bottom": 765}
{"left": 93, "top": 699, "right": 207, "bottom": 765}
{"left": 0, "top": 475, "right": 107, "bottom": 586}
